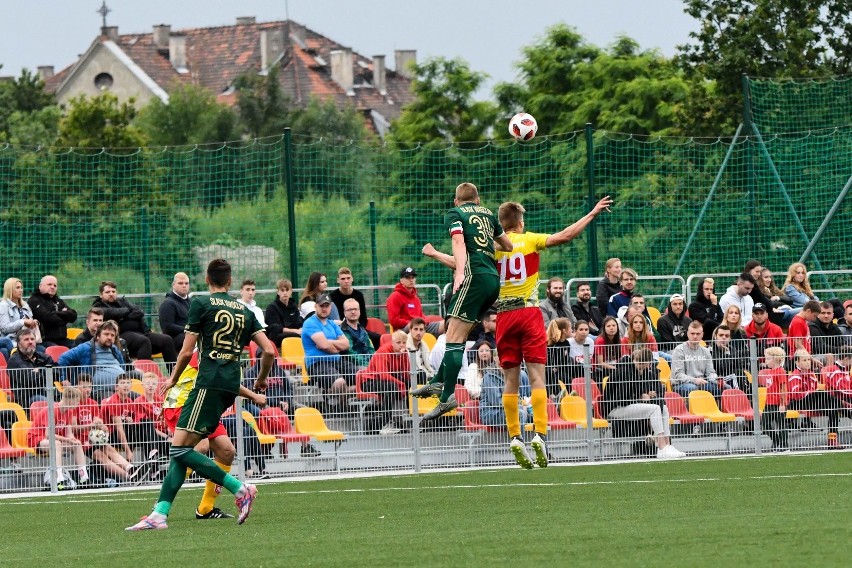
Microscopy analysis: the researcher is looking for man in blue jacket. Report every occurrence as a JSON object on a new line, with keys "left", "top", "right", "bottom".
{"left": 58, "top": 320, "right": 126, "bottom": 401}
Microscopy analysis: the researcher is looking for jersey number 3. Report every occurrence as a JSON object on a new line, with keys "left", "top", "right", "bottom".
{"left": 498, "top": 252, "right": 528, "bottom": 284}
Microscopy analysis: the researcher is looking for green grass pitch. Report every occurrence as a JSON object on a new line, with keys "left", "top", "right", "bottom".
{"left": 2, "top": 453, "right": 849, "bottom": 567}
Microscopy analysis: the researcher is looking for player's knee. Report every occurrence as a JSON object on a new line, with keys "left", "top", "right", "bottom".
{"left": 212, "top": 440, "right": 236, "bottom": 464}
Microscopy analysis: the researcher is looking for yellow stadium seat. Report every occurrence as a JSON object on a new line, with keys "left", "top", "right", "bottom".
{"left": 294, "top": 407, "right": 346, "bottom": 442}
{"left": 241, "top": 411, "right": 277, "bottom": 445}
{"left": 657, "top": 359, "right": 672, "bottom": 392}
{"left": 647, "top": 306, "right": 661, "bottom": 329}
{"left": 559, "top": 395, "right": 609, "bottom": 428}
{"left": 0, "top": 390, "right": 6, "bottom": 403}
{"left": 66, "top": 327, "right": 84, "bottom": 340}
{"left": 0, "top": 402, "right": 27, "bottom": 424}
{"left": 130, "top": 379, "right": 146, "bottom": 396}
{"left": 281, "top": 337, "right": 310, "bottom": 384}
{"left": 687, "top": 390, "right": 736, "bottom": 423}
{"left": 11, "top": 420, "right": 36, "bottom": 455}
{"left": 757, "top": 387, "right": 800, "bottom": 419}
{"left": 422, "top": 332, "right": 437, "bottom": 351}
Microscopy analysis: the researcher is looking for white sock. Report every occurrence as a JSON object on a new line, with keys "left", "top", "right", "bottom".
{"left": 78, "top": 467, "right": 89, "bottom": 482}
{"left": 235, "top": 485, "right": 247, "bottom": 498}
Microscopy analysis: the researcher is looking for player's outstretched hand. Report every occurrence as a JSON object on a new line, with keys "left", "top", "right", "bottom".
{"left": 422, "top": 243, "right": 436, "bottom": 258}
{"left": 594, "top": 196, "right": 613, "bottom": 214}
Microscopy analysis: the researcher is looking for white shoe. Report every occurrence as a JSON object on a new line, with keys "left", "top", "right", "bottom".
{"left": 657, "top": 445, "right": 686, "bottom": 459}
{"left": 530, "top": 434, "right": 548, "bottom": 468}
{"left": 510, "top": 437, "right": 533, "bottom": 470}
{"left": 379, "top": 422, "right": 402, "bottom": 435}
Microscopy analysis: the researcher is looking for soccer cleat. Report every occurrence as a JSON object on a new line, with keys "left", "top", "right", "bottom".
{"left": 235, "top": 483, "right": 258, "bottom": 525}
{"left": 379, "top": 421, "right": 403, "bottom": 435}
{"left": 530, "top": 434, "right": 548, "bottom": 468}
{"left": 125, "top": 515, "right": 168, "bottom": 531}
{"left": 410, "top": 383, "right": 443, "bottom": 398}
{"left": 421, "top": 394, "right": 457, "bottom": 421}
{"left": 196, "top": 507, "right": 234, "bottom": 519}
{"left": 510, "top": 437, "right": 534, "bottom": 470}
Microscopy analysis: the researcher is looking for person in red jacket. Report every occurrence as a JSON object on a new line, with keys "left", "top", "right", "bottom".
{"left": 385, "top": 267, "right": 443, "bottom": 335}
{"left": 758, "top": 347, "right": 789, "bottom": 450}
{"left": 744, "top": 303, "right": 785, "bottom": 358}
{"left": 820, "top": 345, "right": 852, "bottom": 405}
{"left": 28, "top": 386, "right": 89, "bottom": 488}
{"left": 788, "top": 349, "right": 843, "bottom": 448}
{"left": 363, "top": 330, "right": 410, "bottom": 435}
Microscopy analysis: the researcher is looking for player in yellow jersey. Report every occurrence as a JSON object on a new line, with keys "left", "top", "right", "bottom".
{"left": 424, "top": 195, "right": 611, "bottom": 468}
{"left": 161, "top": 351, "right": 268, "bottom": 519}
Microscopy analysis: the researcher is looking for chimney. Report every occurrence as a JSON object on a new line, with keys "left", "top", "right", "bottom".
{"left": 330, "top": 49, "right": 354, "bottom": 95}
{"left": 169, "top": 34, "right": 188, "bottom": 72}
{"left": 101, "top": 26, "right": 119, "bottom": 41}
{"left": 394, "top": 49, "right": 416, "bottom": 79}
{"left": 236, "top": 16, "right": 256, "bottom": 25}
{"left": 153, "top": 24, "right": 171, "bottom": 52}
{"left": 260, "top": 28, "right": 285, "bottom": 70}
{"left": 37, "top": 66, "right": 55, "bottom": 80}
{"left": 373, "top": 55, "right": 386, "bottom": 95}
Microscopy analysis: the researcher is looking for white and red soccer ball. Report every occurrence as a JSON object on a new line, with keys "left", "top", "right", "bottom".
{"left": 508, "top": 112, "right": 538, "bottom": 142}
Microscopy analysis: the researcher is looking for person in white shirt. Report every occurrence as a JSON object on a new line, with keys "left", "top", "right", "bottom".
{"left": 719, "top": 272, "right": 756, "bottom": 326}
{"left": 237, "top": 279, "right": 267, "bottom": 329}
{"left": 406, "top": 317, "right": 436, "bottom": 382}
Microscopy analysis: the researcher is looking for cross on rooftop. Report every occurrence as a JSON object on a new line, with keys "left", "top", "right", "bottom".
{"left": 97, "top": 1, "right": 111, "bottom": 28}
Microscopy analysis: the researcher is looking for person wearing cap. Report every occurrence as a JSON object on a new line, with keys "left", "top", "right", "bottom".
{"left": 656, "top": 293, "right": 691, "bottom": 352}
{"left": 744, "top": 302, "right": 784, "bottom": 356}
{"left": 301, "top": 293, "right": 359, "bottom": 400}
{"left": 385, "top": 267, "right": 443, "bottom": 335}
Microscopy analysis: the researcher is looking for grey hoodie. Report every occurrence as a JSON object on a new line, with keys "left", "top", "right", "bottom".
{"left": 671, "top": 341, "right": 718, "bottom": 385}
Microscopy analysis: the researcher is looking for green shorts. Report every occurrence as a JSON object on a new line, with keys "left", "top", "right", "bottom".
{"left": 447, "top": 273, "right": 500, "bottom": 324}
{"left": 176, "top": 387, "right": 237, "bottom": 436}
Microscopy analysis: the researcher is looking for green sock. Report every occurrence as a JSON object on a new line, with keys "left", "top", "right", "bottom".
{"left": 439, "top": 343, "right": 464, "bottom": 403}
{"left": 154, "top": 457, "right": 189, "bottom": 514}
{"left": 171, "top": 446, "right": 243, "bottom": 495}
{"left": 429, "top": 365, "right": 443, "bottom": 386}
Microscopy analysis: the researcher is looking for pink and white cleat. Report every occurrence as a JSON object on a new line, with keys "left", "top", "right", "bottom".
{"left": 125, "top": 515, "right": 168, "bottom": 531}
{"left": 235, "top": 483, "right": 258, "bottom": 525}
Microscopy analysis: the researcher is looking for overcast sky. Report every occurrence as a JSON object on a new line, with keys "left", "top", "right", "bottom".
{"left": 1, "top": 0, "right": 697, "bottom": 97}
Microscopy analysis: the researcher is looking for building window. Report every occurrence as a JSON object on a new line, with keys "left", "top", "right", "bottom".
{"left": 94, "top": 72, "right": 114, "bottom": 90}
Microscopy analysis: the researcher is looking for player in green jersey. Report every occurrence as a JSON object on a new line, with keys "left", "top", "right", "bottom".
{"left": 411, "top": 182, "right": 512, "bottom": 420}
{"left": 127, "top": 259, "right": 276, "bottom": 531}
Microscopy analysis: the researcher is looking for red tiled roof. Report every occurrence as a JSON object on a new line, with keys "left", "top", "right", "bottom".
{"left": 46, "top": 19, "right": 414, "bottom": 128}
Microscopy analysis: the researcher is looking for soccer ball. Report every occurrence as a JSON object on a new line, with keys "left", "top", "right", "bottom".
{"left": 88, "top": 428, "right": 109, "bottom": 446}
{"left": 508, "top": 112, "right": 538, "bottom": 141}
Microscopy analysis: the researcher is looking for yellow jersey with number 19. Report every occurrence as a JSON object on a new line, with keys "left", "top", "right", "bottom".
{"left": 496, "top": 231, "right": 549, "bottom": 306}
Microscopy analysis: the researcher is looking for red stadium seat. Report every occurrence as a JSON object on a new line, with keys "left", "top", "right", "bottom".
{"left": 44, "top": 345, "right": 69, "bottom": 363}
{"left": 546, "top": 400, "right": 578, "bottom": 430}
{"left": 0, "top": 426, "right": 25, "bottom": 459}
{"left": 664, "top": 392, "right": 706, "bottom": 425}
{"left": 366, "top": 318, "right": 390, "bottom": 336}
{"left": 721, "top": 389, "right": 755, "bottom": 421}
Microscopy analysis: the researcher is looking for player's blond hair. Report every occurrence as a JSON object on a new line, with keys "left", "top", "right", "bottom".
{"left": 764, "top": 346, "right": 785, "bottom": 364}
{"left": 498, "top": 201, "right": 525, "bottom": 231}
{"left": 455, "top": 182, "right": 479, "bottom": 202}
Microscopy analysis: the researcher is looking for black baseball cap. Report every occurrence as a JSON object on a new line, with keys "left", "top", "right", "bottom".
{"left": 752, "top": 303, "right": 767, "bottom": 313}
{"left": 400, "top": 267, "right": 417, "bottom": 278}
{"left": 316, "top": 293, "right": 332, "bottom": 306}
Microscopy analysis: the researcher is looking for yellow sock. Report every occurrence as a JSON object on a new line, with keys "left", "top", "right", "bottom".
{"left": 531, "top": 388, "right": 548, "bottom": 437}
{"left": 503, "top": 393, "right": 521, "bottom": 438}
{"left": 197, "top": 461, "right": 230, "bottom": 515}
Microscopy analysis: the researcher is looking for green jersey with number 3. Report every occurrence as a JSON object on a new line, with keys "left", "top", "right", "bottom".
{"left": 444, "top": 202, "right": 504, "bottom": 277}
{"left": 184, "top": 292, "right": 264, "bottom": 394}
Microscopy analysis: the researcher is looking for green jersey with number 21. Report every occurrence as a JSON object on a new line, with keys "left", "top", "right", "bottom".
{"left": 184, "top": 292, "right": 264, "bottom": 394}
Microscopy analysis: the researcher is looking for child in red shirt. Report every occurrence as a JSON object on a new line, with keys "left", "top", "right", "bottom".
{"left": 788, "top": 349, "right": 843, "bottom": 448}
{"left": 28, "top": 386, "right": 89, "bottom": 487}
{"left": 758, "top": 347, "right": 789, "bottom": 450}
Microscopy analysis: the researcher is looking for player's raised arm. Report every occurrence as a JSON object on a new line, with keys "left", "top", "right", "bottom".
{"left": 545, "top": 195, "right": 613, "bottom": 247}
{"left": 494, "top": 233, "right": 513, "bottom": 252}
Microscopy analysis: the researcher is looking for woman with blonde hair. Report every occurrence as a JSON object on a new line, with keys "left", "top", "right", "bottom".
{"left": 0, "top": 277, "right": 41, "bottom": 360}
{"left": 783, "top": 263, "right": 818, "bottom": 308}
{"left": 722, "top": 304, "right": 747, "bottom": 341}
{"left": 596, "top": 257, "right": 622, "bottom": 312}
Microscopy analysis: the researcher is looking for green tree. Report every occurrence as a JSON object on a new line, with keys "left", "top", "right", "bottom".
{"left": 289, "top": 97, "right": 372, "bottom": 141}
{"left": 135, "top": 84, "right": 237, "bottom": 146}
{"left": 234, "top": 66, "right": 292, "bottom": 138}
{"left": 388, "top": 57, "right": 499, "bottom": 145}
{"left": 2, "top": 106, "right": 61, "bottom": 146}
{"left": 678, "top": 0, "right": 852, "bottom": 134}
{"left": 57, "top": 93, "right": 147, "bottom": 149}
{"left": 495, "top": 26, "right": 690, "bottom": 136}
{"left": 0, "top": 68, "right": 55, "bottom": 138}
